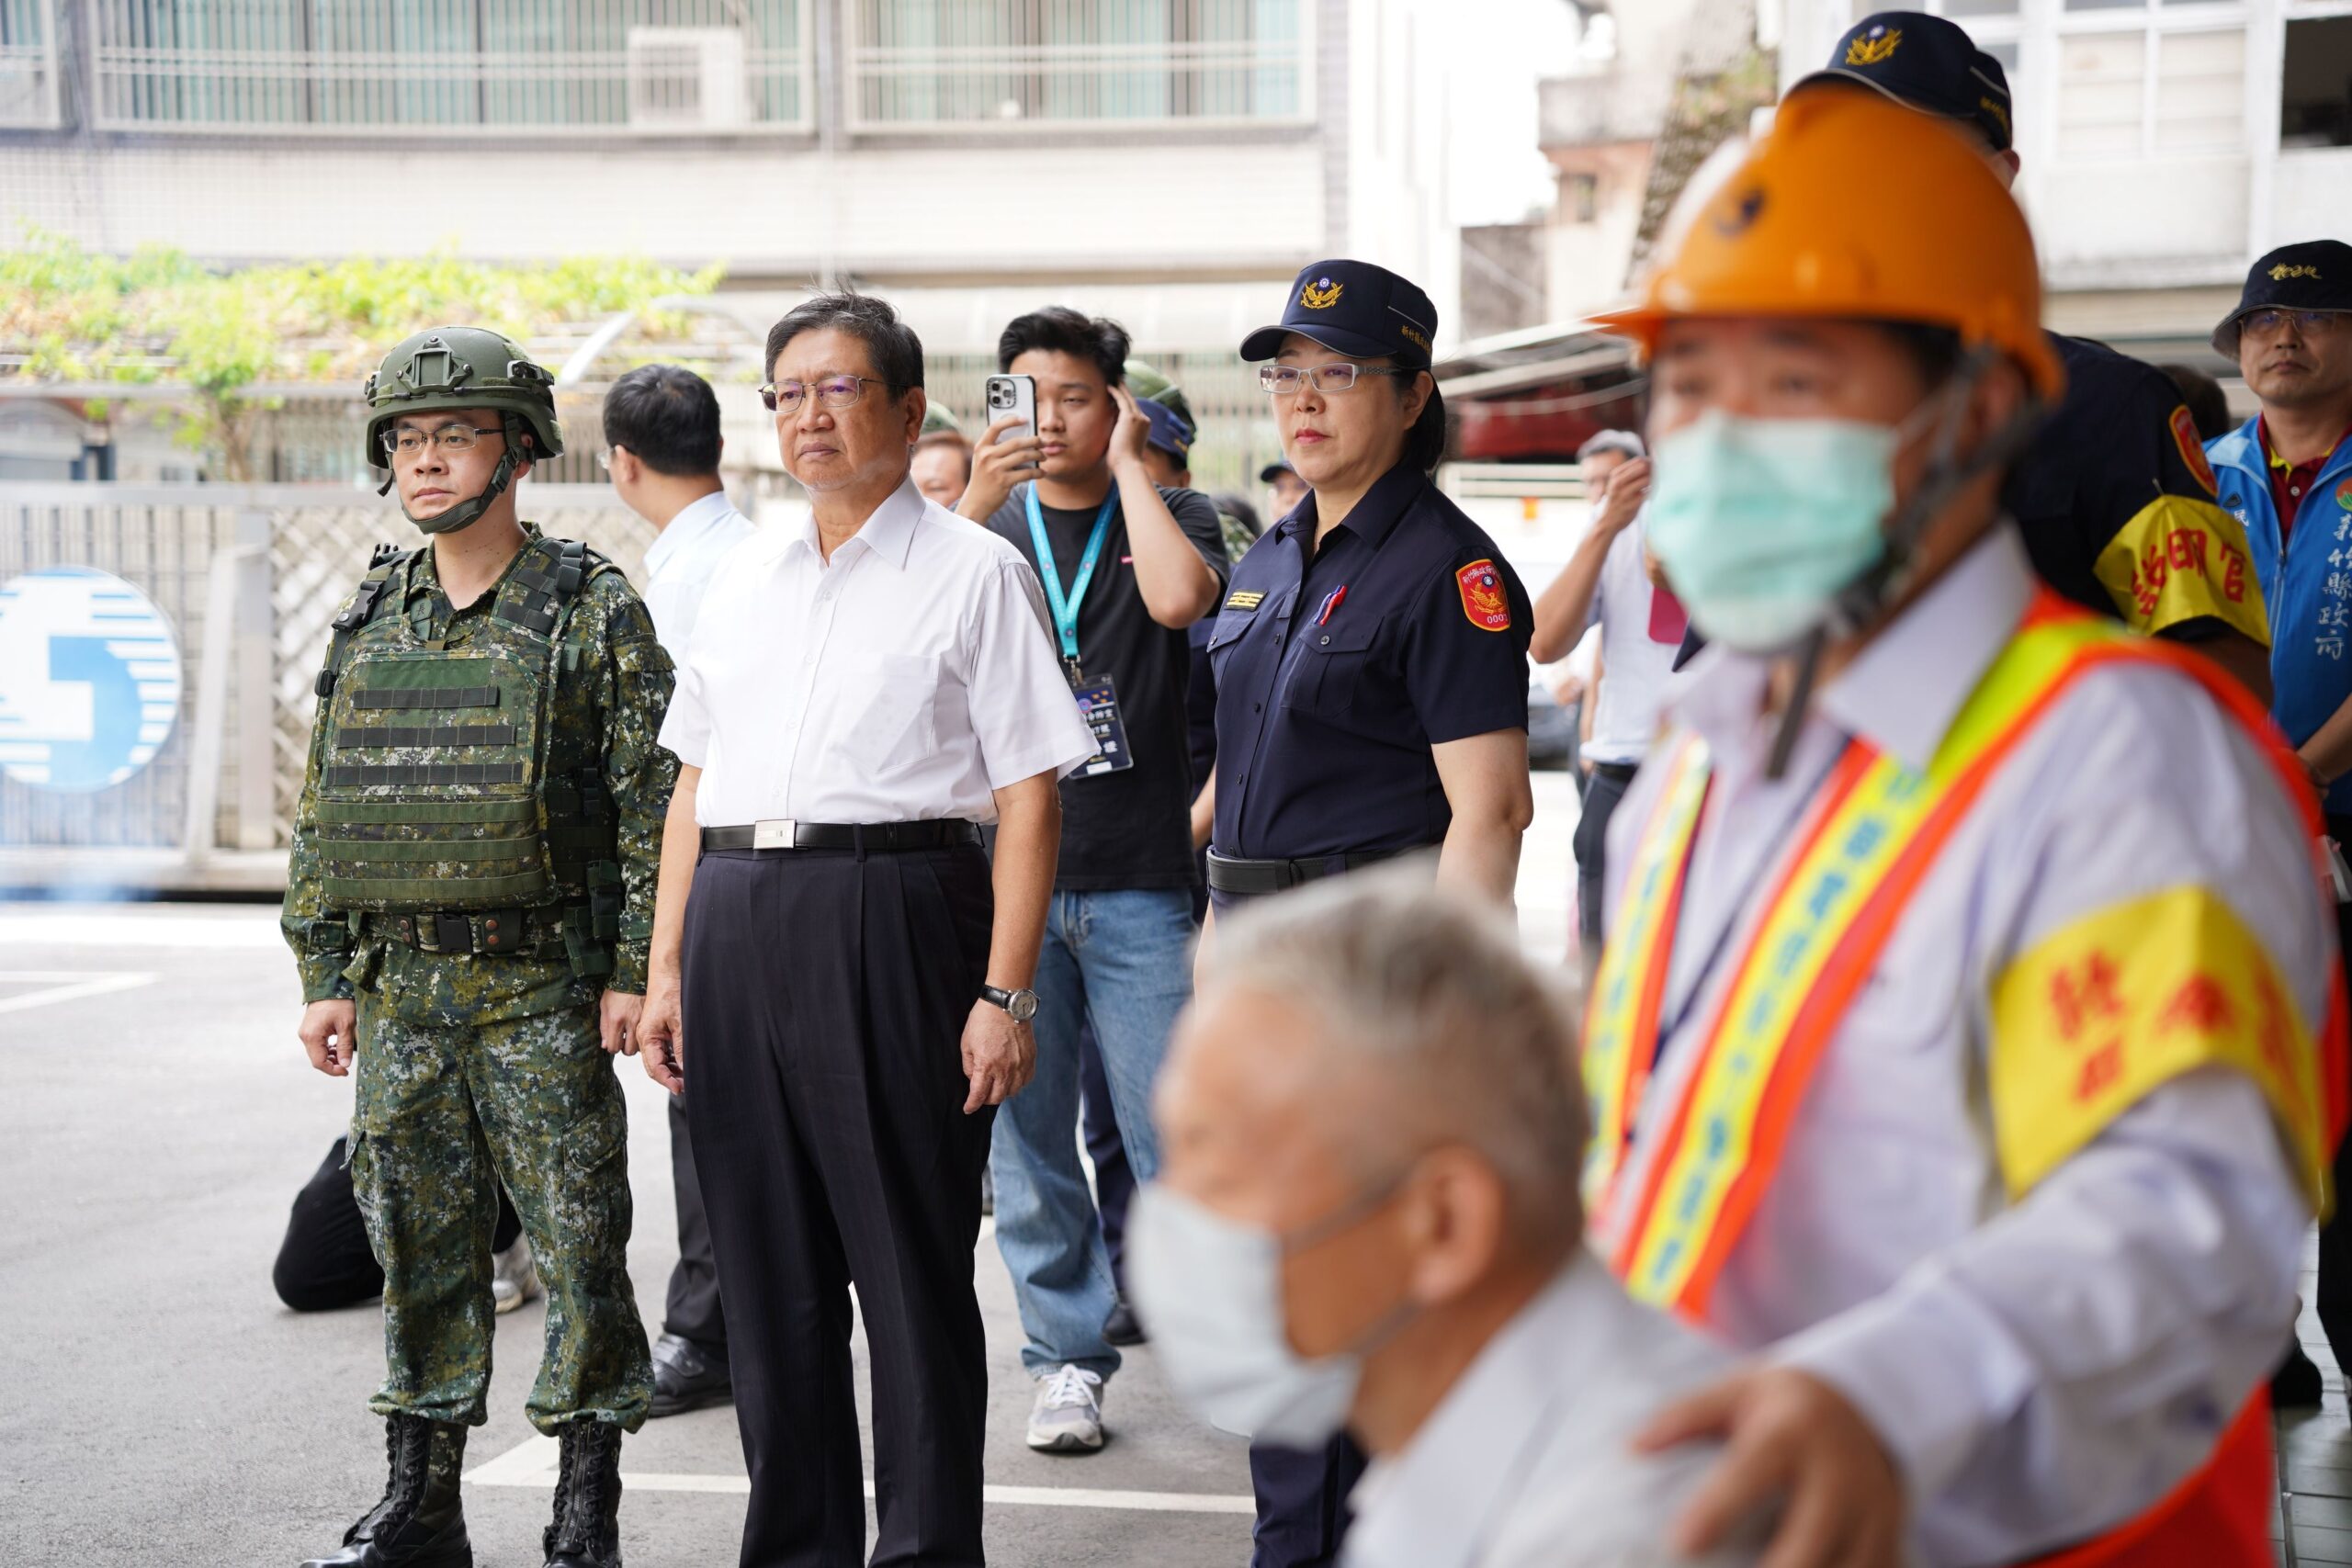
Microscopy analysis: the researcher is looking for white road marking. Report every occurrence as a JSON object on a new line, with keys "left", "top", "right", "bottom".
{"left": 0, "top": 912, "right": 281, "bottom": 950}
{"left": 467, "top": 1434, "right": 1253, "bottom": 1515}
{"left": 0, "top": 970, "right": 158, "bottom": 1016}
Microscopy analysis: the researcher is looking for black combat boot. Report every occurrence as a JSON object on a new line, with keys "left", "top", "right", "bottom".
{"left": 300, "top": 1412, "right": 471, "bottom": 1568}
{"left": 542, "top": 1420, "right": 624, "bottom": 1568}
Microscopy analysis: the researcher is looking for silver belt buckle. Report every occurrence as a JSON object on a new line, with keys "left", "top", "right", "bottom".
{"left": 752, "top": 818, "right": 799, "bottom": 851}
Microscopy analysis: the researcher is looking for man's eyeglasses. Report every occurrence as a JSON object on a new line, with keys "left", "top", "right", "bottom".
{"left": 760, "top": 376, "right": 885, "bottom": 415}
{"left": 380, "top": 425, "right": 503, "bottom": 460}
{"left": 1259, "top": 363, "right": 1415, "bottom": 397}
{"left": 2245, "top": 309, "right": 2345, "bottom": 338}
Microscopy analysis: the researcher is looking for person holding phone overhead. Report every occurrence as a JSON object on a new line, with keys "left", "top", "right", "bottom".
{"left": 1193, "top": 260, "right": 1536, "bottom": 1568}
{"left": 954, "top": 307, "right": 1228, "bottom": 1456}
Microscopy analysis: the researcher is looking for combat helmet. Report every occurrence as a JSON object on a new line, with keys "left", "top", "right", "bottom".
{"left": 364, "top": 326, "right": 564, "bottom": 534}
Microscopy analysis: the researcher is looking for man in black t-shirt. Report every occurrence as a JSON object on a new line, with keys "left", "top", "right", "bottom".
{"left": 957, "top": 307, "right": 1227, "bottom": 1453}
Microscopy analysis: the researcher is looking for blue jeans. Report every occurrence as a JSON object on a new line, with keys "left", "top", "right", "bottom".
{"left": 990, "top": 886, "right": 1193, "bottom": 1379}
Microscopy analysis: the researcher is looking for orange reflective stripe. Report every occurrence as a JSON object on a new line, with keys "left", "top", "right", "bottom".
{"left": 1594, "top": 590, "right": 2340, "bottom": 1315}
{"left": 1581, "top": 739, "right": 1709, "bottom": 1211}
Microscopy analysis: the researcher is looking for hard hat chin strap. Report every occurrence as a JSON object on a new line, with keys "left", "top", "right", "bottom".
{"left": 389, "top": 412, "right": 530, "bottom": 536}
{"left": 1764, "top": 347, "right": 2051, "bottom": 781}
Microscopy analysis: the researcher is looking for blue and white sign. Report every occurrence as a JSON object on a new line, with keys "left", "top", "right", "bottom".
{"left": 0, "top": 567, "right": 183, "bottom": 793}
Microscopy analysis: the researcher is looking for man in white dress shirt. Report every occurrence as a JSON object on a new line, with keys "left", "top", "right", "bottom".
{"left": 599, "top": 363, "right": 757, "bottom": 1420}
{"left": 635, "top": 292, "right": 1096, "bottom": 1568}
{"left": 1128, "top": 873, "right": 1768, "bottom": 1568}
{"left": 1584, "top": 91, "right": 2337, "bottom": 1566}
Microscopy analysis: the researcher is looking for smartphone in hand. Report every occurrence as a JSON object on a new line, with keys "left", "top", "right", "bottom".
{"left": 985, "top": 374, "right": 1038, "bottom": 461}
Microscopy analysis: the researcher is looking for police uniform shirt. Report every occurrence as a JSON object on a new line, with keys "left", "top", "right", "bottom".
{"left": 659, "top": 479, "right": 1096, "bottom": 826}
{"left": 2007, "top": 333, "right": 2268, "bottom": 645}
{"left": 982, "top": 481, "right": 1229, "bottom": 889}
{"left": 1600, "top": 525, "right": 2322, "bottom": 1563}
{"left": 639, "top": 490, "right": 756, "bottom": 654}
{"left": 1206, "top": 460, "right": 1533, "bottom": 860}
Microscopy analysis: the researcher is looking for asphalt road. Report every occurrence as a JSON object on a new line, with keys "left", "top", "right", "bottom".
{"left": 0, "top": 776, "right": 1582, "bottom": 1568}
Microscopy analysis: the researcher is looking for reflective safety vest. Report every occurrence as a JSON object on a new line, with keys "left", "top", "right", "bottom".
{"left": 1583, "top": 591, "right": 2346, "bottom": 1565}
{"left": 308, "top": 535, "right": 625, "bottom": 961}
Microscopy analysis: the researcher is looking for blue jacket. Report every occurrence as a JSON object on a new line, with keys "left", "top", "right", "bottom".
{"left": 2209, "top": 416, "right": 2352, "bottom": 815}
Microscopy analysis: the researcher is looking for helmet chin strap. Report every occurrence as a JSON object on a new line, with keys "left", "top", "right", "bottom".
{"left": 1764, "top": 348, "right": 2051, "bottom": 781}
{"left": 385, "top": 413, "right": 529, "bottom": 536}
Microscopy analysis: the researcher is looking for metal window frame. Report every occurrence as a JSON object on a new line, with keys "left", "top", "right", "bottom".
{"left": 2043, "top": 0, "right": 2253, "bottom": 163}
{"left": 82, "top": 0, "right": 817, "bottom": 137}
{"left": 840, "top": 0, "right": 1317, "bottom": 134}
{"left": 0, "top": 0, "right": 62, "bottom": 129}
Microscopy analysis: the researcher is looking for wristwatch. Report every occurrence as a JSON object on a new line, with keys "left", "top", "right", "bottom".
{"left": 980, "top": 984, "right": 1040, "bottom": 1022}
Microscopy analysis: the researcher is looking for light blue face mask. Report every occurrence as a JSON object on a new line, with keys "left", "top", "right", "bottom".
{"left": 1643, "top": 409, "right": 1900, "bottom": 654}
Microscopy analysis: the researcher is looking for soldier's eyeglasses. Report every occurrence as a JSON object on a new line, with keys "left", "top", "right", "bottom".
{"left": 380, "top": 426, "right": 503, "bottom": 460}
{"left": 2245, "top": 310, "right": 2345, "bottom": 338}
{"left": 761, "top": 376, "right": 883, "bottom": 415}
{"left": 1259, "top": 364, "right": 1413, "bottom": 397}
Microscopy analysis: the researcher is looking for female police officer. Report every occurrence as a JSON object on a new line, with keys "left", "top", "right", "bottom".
{"left": 1193, "top": 259, "right": 1536, "bottom": 1566}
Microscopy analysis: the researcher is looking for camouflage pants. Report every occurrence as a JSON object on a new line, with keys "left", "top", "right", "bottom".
{"left": 348, "top": 993, "right": 651, "bottom": 1434}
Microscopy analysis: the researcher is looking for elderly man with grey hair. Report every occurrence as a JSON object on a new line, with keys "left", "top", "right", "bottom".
{"left": 1131, "top": 873, "right": 1772, "bottom": 1568}
{"left": 1530, "top": 426, "right": 1685, "bottom": 966}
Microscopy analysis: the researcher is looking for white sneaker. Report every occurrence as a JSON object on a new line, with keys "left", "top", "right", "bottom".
{"left": 1026, "top": 1364, "right": 1106, "bottom": 1452}
{"left": 492, "top": 1235, "right": 542, "bottom": 1315}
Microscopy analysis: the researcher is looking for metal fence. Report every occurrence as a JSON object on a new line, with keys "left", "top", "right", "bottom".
{"left": 87, "top": 0, "right": 813, "bottom": 134}
{"left": 0, "top": 0, "right": 59, "bottom": 128}
{"left": 0, "top": 483, "right": 652, "bottom": 888}
{"left": 844, "top": 0, "right": 1310, "bottom": 129}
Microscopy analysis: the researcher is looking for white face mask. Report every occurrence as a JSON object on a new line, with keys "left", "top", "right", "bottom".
{"left": 1126, "top": 1179, "right": 1416, "bottom": 1448}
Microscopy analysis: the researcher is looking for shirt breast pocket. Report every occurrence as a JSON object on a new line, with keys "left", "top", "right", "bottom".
{"left": 1283, "top": 617, "right": 1385, "bottom": 728}
{"left": 1204, "top": 610, "right": 1258, "bottom": 687}
{"left": 837, "top": 652, "right": 940, "bottom": 779}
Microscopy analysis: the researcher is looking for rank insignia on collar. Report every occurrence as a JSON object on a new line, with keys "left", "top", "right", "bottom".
{"left": 1846, "top": 25, "right": 1900, "bottom": 64}
{"left": 1299, "top": 277, "right": 1343, "bottom": 310}
{"left": 1225, "top": 589, "right": 1268, "bottom": 611}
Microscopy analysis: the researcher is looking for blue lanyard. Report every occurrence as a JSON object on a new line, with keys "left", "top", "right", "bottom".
{"left": 1025, "top": 484, "right": 1116, "bottom": 675}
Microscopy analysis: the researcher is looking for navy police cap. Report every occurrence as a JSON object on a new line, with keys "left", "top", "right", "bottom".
{"left": 2212, "top": 240, "right": 2352, "bottom": 355}
{"left": 1794, "top": 11, "right": 2013, "bottom": 154}
{"left": 1241, "top": 259, "right": 1439, "bottom": 370}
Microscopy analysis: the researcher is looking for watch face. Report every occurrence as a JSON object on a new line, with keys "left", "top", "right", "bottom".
{"left": 1011, "top": 989, "right": 1039, "bottom": 1022}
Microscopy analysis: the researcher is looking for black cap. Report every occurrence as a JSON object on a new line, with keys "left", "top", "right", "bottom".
{"left": 2213, "top": 241, "right": 2352, "bottom": 355}
{"left": 1259, "top": 456, "right": 1296, "bottom": 483}
{"left": 1240, "top": 259, "right": 1439, "bottom": 369}
{"left": 1793, "top": 12, "right": 2013, "bottom": 154}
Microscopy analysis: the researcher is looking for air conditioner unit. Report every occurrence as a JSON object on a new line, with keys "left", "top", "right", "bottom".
{"left": 627, "top": 27, "right": 749, "bottom": 130}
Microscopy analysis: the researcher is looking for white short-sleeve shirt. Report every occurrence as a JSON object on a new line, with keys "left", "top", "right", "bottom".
{"left": 639, "top": 490, "right": 756, "bottom": 653}
{"left": 660, "top": 478, "right": 1096, "bottom": 826}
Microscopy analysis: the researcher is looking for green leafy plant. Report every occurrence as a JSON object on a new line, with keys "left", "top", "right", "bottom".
{"left": 1, "top": 231, "right": 723, "bottom": 479}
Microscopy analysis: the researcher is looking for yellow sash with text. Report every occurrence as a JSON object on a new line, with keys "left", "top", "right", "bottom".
{"left": 1583, "top": 594, "right": 2338, "bottom": 1323}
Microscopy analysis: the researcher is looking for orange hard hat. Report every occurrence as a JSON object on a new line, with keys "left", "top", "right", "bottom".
{"left": 1590, "top": 89, "right": 2064, "bottom": 400}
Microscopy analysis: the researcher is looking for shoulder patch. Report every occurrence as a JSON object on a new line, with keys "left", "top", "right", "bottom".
{"left": 1225, "top": 589, "right": 1267, "bottom": 612}
{"left": 1455, "top": 559, "right": 1511, "bottom": 632}
{"left": 2169, "top": 405, "right": 2219, "bottom": 498}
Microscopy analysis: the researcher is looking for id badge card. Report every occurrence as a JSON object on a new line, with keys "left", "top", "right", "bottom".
{"left": 1071, "top": 674, "right": 1136, "bottom": 777}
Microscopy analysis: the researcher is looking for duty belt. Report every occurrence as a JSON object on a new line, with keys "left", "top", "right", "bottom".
{"left": 1205, "top": 846, "right": 1418, "bottom": 898}
{"left": 700, "top": 819, "right": 984, "bottom": 853}
{"left": 368, "top": 908, "right": 564, "bottom": 958}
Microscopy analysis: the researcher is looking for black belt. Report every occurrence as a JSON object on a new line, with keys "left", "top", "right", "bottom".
{"left": 1206, "top": 846, "right": 1417, "bottom": 898}
{"left": 369, "top": 908, "right": 561, "bottom": 958}
{"left": 1589, "top": 760, "right": 1640, "bottom": 782}
{"left": 700, "top": 820, "right": 983, "bottom": 853}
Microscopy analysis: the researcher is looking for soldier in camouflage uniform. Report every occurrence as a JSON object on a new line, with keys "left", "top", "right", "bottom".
{"left": 284, "top": 327, "right": 674, "bottom": 1568}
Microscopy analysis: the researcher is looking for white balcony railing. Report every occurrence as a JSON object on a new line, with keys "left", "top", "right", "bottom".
{"left": 1, "top": 0, "right": 62, "bottom": 129}
{"left": 86, "top": 0, "right": 814, "bottom": 135}
{"left": 846, "top": 0, "right": 1313, "bottom": 130}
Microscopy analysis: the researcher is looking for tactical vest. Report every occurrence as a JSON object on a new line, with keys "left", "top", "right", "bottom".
{"left": 308, "top": 534, "right": 625, "bottom": 973}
